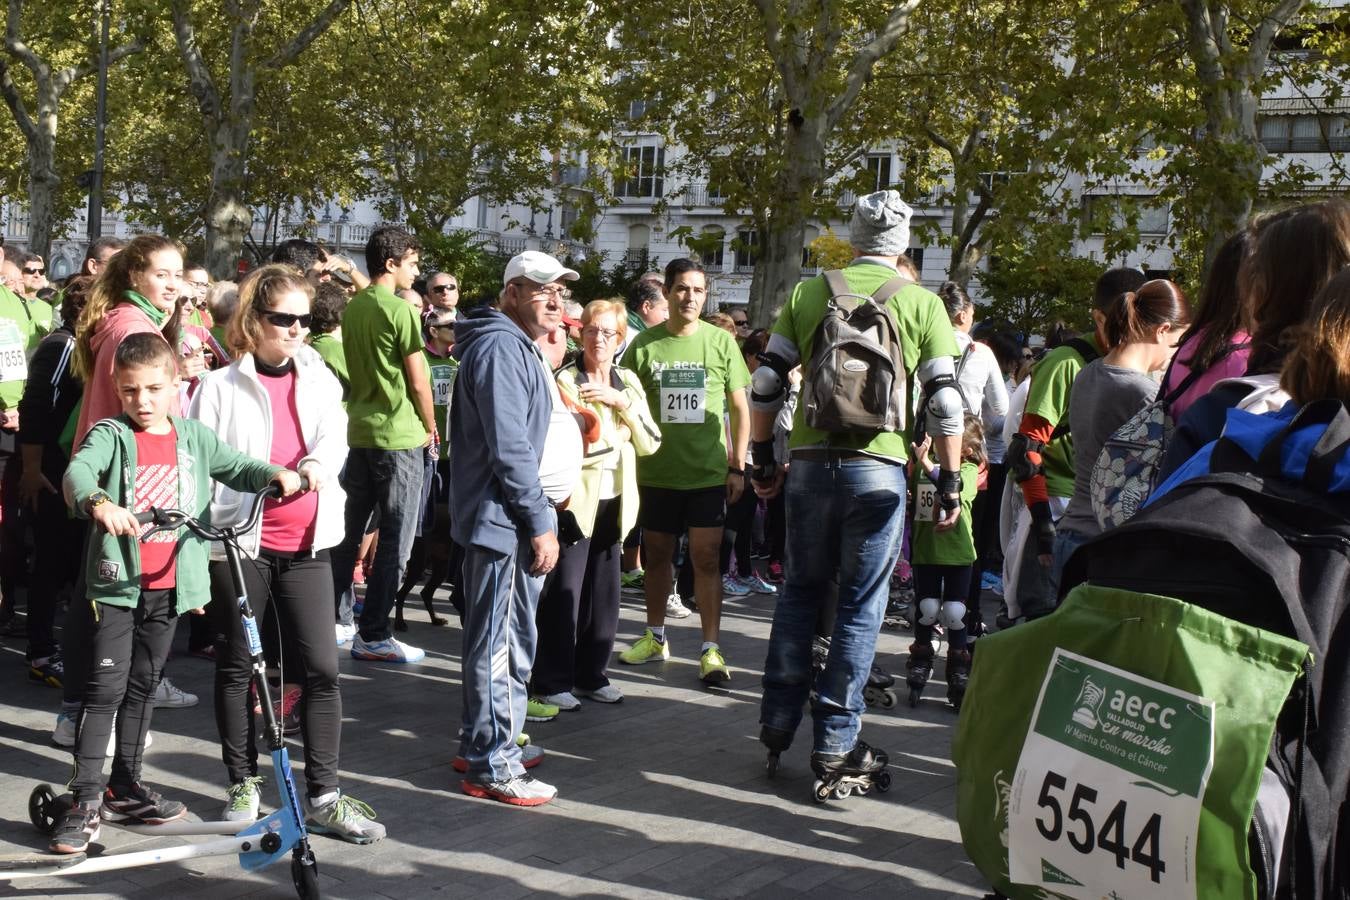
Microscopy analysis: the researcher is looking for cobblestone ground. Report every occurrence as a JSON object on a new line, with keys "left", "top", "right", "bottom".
{"left": 0, "top": 586, "right": 990, "bottom": 899}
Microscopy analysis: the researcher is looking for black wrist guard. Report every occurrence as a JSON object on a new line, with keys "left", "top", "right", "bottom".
{"left": 938, "top": 468, "right": 962, "bottom": 513}
{"left": 1029, "top": 501, "right": 1056, "bottom": 555}
{"left": 751, "top": 439, "right": 777, "bottom": 483}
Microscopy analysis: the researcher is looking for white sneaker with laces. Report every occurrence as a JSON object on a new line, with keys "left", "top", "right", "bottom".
{"left": 665, "top": 593, "right": 692, "bottom": 619}
{"left": 222, "top": 775, "right": 264, "bottom": 822}
{"left": 152, "top": 677, "right": 199, "bottom": 709}
{"left": 538, "top": 691, "right": 581, "bottom": 711}
{"left": 351, "top": 636, "right": 425, "bottom": 663}
{"left": 335, "top": 622, "right": 357, "bottom": 645}
{"left": 576, "top": 684, "right": 624, "bottom": 703}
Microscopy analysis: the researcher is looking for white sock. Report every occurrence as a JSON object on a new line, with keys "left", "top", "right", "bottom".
{"left": 310, "top": 790, "right": 339, "bottom": 808}
{"left": 702, "top": 641, "right": 719, "bottom": 653}
{"left": 650, "top": 626, "right": 666, "bottom": 642}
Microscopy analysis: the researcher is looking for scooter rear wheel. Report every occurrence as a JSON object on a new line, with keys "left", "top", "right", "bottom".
{"left": 28, "top": 784, "right": 70, "bottom": 836}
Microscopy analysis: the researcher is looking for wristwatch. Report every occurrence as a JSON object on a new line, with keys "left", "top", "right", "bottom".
{"left": 85, "top": 490, "right": 112, "bottom": 515}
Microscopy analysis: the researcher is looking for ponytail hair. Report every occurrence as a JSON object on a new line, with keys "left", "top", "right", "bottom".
{"left": 1281, "top": 268, "right": 1350, "bottom": 405}
{"left": 74, "top": 233, "right": 183, "bottom": 380}
{"left": 961, "top": 414, "right": 987, "bottom": 468}
{"left": 1100, "top": 279, "right": 1191, "bottom": 349}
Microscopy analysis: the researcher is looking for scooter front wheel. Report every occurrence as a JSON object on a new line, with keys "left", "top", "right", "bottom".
{"left": 292, "top": 849, "right": 320, "bottom": 899}
{"left": 29, "top": 784, "right": 70, "bottom": 836}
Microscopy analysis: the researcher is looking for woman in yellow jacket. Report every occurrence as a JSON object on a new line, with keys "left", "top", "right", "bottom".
{"left": 531, "top": 299, "right": 661, "bottom": 708}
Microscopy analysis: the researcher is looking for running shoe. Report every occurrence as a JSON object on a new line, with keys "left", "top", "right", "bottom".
{"left": 699, "top": 647, "right": 731, "bottom": 684}
{"left": 620, "top": 569, "right": 645, "bottom": 589}
{"left": 665, "top": 592, "right": 692, "bottom": 618}
{"left": 335, "top": 622, "right": 357, "bottom": 645}
{"left": 49, "top": 800, "right": 101, "bottom": 855}
{"left": 28, "top": 653, "right": 63, "bottom": 687}
{"left": 537, "top": 691, "right": 581, "bottom": 711}
{"left": 305, "top": 792, "right": 386, "bottom": 844}
{"left": 766, "top": 560, "right": 785, "bottom": 584}
{"left": 278, "top": 684, "right": 304, "bottom": 735}
{"left": 351, "top": 636, "right": 425, "bottom": 663}
{"left": 526, "top": 697, "right": 560, "bottom": 722}
{"left": 461, "top": 774, "right": 556, "bottom": 807}
{"left": 619, "top": 629, "right": 670, "bottom": 665}
{"left": 742, "top": 573, "right": 778, "bottom": 594}
{"left": 721, "top": 574, "right": 751, "bottom": 597}
{"left": 575, "top": 684, "right": 623, "bottom": 703}
{"left": 453, "top": 743, "right": 545, "bottom": 773}
{"left": 101, "top": 782, "right": 187, "bottom": 825}
{"left": 222, "top": 775, "right": 264, "bottom": 822}
{"left": 151, "top": 677, "right": 198, "bottom": 709}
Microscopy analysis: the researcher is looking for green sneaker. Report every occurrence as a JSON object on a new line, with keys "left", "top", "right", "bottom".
{"left": 620, "top": 568, "right": 645, "bottom": 589}
{"left": 526, "top": 697, "right": 560, "bottom": 722}
{"left": 619, "top": 629, "right": 670, "bottom": 665}
{"left": 700, "top": 647, "right": 730, "bottom": 684}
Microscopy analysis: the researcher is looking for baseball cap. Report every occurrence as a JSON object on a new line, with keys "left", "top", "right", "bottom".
{"left": 502, "top": 250, "right": 579, "bottom": 287}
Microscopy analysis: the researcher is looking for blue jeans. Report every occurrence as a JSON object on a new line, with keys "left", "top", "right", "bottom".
{"left": 458, "top": 536, "right": 548, "bottom": 782}
{"left": 760, "top": 458, "right": 906, "bottom": 754}
{"left": 1049, "top": 528, "right": 1090, "bottom": 603}
{"left": 329, "top": 447, "right": 425, "bottom": 643}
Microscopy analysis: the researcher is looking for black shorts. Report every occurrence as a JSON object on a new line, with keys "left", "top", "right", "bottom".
{"left": 637, "top": 485, "right": 727, "bottom": 533}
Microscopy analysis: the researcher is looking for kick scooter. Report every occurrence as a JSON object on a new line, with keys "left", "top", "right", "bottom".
{"left": 1, "top": 483, "right": 321, "bottom": 898}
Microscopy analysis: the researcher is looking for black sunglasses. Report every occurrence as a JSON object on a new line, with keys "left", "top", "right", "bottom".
{"left": 23, "top": 267, "right": 43, "bottom": 275}
{"left": 262, "top": 311, "right": 312, "bottom": 329}
{"left": 431, "top": 284, "right": 458, "bottom": 293}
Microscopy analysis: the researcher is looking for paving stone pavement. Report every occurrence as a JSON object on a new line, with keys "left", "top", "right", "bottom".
{"left": 0, "top": 586, "right": 992, "bottom": 899}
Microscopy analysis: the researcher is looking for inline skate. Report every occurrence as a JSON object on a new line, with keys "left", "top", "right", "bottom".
{"left": 809, "top": 739, "right": 892, "bottom": 803}
{"left": 863, "top": 664, "right": 898, "bottom": 708}
{"left": 946, "top": 648, "right": 972, "bottom": 710}
{"left": 761, "top": 724, "right": 793, "bottom": 778}
{"left": 905, "top": 641, "right": 933, "bottom": 706}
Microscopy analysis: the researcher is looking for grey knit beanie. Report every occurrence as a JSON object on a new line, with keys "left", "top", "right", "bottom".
{"left": 850, "top": 190, "right": 913, "bottom": 257}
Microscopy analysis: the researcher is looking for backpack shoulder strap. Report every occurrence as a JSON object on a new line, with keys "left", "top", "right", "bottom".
{"left": 822, "top": 270, "right": 852, "bottom": 303}
{"left": 868, "top": 276, "right": 910, "bottom": 306}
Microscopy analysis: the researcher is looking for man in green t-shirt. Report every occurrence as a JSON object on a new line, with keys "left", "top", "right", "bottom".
{"left": 328, "top": 226, "right": 438, "bottom": 664}
{"left": 747, "top": 190, "right": 964, "bottom": 785}
{"left": 619, "top": 258, "right": 750, "bottom": 684}
{"left": 1005, "top": 267, "right": 1146, "bottom": 622}
{"left": 15, "top": 253, "right": 53, "bottom": 345}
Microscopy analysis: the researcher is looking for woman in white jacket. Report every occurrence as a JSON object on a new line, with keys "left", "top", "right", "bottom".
{"left": 190, "top": 264, "right": 383, "bottom": 844}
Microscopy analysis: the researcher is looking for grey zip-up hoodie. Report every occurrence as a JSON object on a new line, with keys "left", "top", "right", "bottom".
{"left": 449, "top": 308, "right": 554, "bottom": 554}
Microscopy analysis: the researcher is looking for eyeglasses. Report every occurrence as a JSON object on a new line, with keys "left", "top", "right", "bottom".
{"left": 188, "top": 281, "right": 209, "bottom": 291}
{"left": 583, "top": 326, "right": 619, "bottom": 341}
{"left": 23, "top": 267, "right": 43, "bottom": 276}
{"left": 262, "top": 311, "right": 312, "bottom": 329}
{"left": 731, "top": 319, "right": 749, "bottom": 327}
{"left": 431, "top": 284, "right": 458, "bottom": 293}
{"left": 512, "top": 281, "right": 568, "bottom": 302}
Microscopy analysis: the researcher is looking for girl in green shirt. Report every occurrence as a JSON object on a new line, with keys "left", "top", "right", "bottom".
{"left": 906, "top": 415, "right": 985, "bottom": 710}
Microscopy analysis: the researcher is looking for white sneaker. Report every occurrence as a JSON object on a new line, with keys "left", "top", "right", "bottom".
{"left": 222, "top": 775, "right": 263, "bottom": 822}
{"left": 665, "top": 593, "right": 692, "bottom": 619}
{"left": 152, "top": 677, "right": 199, "bottom": 709}
{"left": 576, "top": 684, "right": 624, "bottom": 703}
{"left": 537, "top": 691, "right": 581, "bottom": 711}
{"left": 335, "top": 623, "right": 357, "bottom": 646}
{"left": 461, "top": 774, "right": 557, "bottom": 807}
{"left": 52, "top": 711, "right": 152, "bottom": 755}
{"left": 350, "top": 636, "right": 425, "bottom": 663}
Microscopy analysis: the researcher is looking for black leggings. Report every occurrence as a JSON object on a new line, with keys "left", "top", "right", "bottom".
{"left": 67, "top": 589, "right": 178, "bottom": 803}
{"left": 211, "top": 550, "right": 342, "bottom": 798}
{"left": 912, "top": 563, "right": 972, "bottom": 652}
{"left": 720, "top": 486, "right": 757, "bottom": 578}
{"left": 532, "top": 498, "right": 622, "bottom": 695}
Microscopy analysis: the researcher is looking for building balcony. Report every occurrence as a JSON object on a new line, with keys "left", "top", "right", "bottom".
{"left": 678, "top": 182, "right": 730, "bottom": 209}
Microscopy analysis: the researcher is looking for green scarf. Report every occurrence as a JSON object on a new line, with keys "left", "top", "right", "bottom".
{"left": 122, "top": 289, "right": 168, "bottom": 327}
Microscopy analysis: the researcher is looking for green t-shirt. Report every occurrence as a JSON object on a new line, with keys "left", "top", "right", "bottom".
{"left": 910, "top": 461, "right": 980, "bottom": 567}
{"left": 308, "top": 332, "right": 350, "bottom": 402}
{"left": 1023, "top": 332, "right": 1103, "bottom": 498}
{"left": 423, "top": 346, "right": 457, "bottom": 457}
{"left": 0, "top": 286, "right": 36, "bottom": 409}
{"left": 340, "top": 284, "right": 425, "bottom": 450}
{"left": 23, "top": 296, "right": 54, "bottom": 348}
{"left": 625, "top": 320, "right": 751, "bottom": 490}
{"left": 773, "top": 262, "right": 958, "bottom": 462}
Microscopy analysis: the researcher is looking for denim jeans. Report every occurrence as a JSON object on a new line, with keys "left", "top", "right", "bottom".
{"left": 458, "top": 535, "right": 549, "bottom": 782}
{"left": 329, "top": 447, "right": 425, "bottom": 643}
{"left": 1049, "top": 527, "right": 1090, "bottom": 604}
{"left": 760, "top": 458, "right": 906, "bottom": 754}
